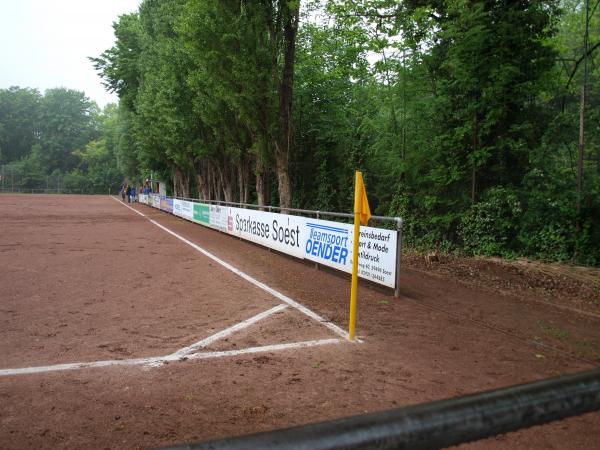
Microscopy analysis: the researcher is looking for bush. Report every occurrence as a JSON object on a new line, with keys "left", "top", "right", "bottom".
{"left": 459, "top": 187, "right": 522, "bottom": 257}
{"left": 517, "top": 167, "right": 576, "bottom": 262}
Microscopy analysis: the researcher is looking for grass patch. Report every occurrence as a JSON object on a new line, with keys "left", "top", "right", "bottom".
{"left": 537, "top": 320, "right": 572, "bottom": 341}
{"left": 537, "top": 320, "right": 600, "bottom": 360}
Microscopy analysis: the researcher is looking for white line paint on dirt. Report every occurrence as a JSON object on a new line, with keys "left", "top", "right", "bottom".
{"left": 0, "top": 338, "right": 341, "bottom": 377}
{"left": 114, "top": 197, "right": 353, "bottom": 341}
{"left": 169, "top": 304, "right": 289, "bottom": 359}
{"left": 186, "top": 339, "right": 342, "bottom": 361}
{"left": 0, "top": 199, "right": 351, "bottom": 378}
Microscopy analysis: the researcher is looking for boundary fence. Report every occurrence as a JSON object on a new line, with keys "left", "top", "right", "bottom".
{"left": 0, "top": 188, "right": 86, "bottom": 194}
{"left": 163, "top": 367, "right": 600, "bottom": 450}
{"left": 0, "top": 165, "right": 122, "bottom": 195}
{"left": 138, "top": 194, "right": 404, "bottom": 296}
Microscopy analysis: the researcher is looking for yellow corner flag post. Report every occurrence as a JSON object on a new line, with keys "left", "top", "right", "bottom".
{"left": 349, "top": 171, "right": 371, "bottom": 341}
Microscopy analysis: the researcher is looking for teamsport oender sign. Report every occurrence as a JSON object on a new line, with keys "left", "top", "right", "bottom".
{"left": 144, "top": 196, "right": 398, "bottom": 288}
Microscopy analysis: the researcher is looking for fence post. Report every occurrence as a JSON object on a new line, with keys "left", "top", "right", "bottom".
{"left": 394, "top": 218, "right": 403, "bottom": 298}
{"left": 314, "top": 211, "right": 320, "bottom": 270}
{"left": 266, "top": 206, "right": 272, "bottom": 250}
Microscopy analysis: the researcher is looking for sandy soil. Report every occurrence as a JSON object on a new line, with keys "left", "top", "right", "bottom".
{"left": 0, "top": 194, "right": 599, "bottom": 450}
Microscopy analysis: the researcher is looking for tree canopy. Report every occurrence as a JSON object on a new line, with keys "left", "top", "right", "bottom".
{"left": 0, "top": 87, "right": 123, "bottom": 194}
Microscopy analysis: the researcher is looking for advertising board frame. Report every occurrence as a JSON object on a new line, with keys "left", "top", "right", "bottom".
{"left": 140, "top": 196, "right": 403, "bottom": 295}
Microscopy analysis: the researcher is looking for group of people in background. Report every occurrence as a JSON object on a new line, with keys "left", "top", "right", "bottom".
{"left": 120, "top": 184, "right": 136, "bottom": 203}
{"left": 119, "top": 180, "right": 154, "bottom": 203}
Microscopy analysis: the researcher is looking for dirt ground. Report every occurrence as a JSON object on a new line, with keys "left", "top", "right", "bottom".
{"left": 1, "top": 194, "right": 599, "bottom": 450}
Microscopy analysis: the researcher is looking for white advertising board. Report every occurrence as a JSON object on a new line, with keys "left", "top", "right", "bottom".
{"left": 303, "top": 219, "right": 397, "bottom": 288}
{"left": 224, "top": 207, "right": 306, "bottom": 259}
{"left": 138, "top": 194, "right": 148, "bottom": 204}
{"left": 209, "top": 204, "right": 228, "bottom": 232}
{"left": 141, "top": 198, "right": 398, "bottom": 288}
{"left": 173, "top": 199, "right": 193, "bottom": 220}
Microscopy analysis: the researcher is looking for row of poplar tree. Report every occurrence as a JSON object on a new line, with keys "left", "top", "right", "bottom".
{"left": 1, "top": 0, "right": 599, "bottom": 264}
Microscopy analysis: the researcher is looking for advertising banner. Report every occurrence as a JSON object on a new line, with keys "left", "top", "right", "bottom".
{"left": 303, "top": 219, "right": 397, "bottom": 288}
{"left": 209, "top": 204, "right": 228, "bottom": 232}
{"left": 140, "top": 197, "right": 398, "bottom": 288}
{"left": 160, "top": 197, "right": 173, "bottom": 213}
{"left": 138, "top": 194, "right": 148, "bottom": 204}
{"left": 173, "top": 199, "right": 193, "bottom": 220}
{"left": 193, "top": 203, "right": 210, "bottom": 224}
{"left": 224, "top": 207, "right": 306, "bottom": 259}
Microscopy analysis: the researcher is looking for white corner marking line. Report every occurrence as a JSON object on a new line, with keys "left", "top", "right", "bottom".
{"left": 185, "top": 339, "right": 341, "bottom": 360}
{"left": 113, "top": 197, "right": 353, "bottom": 341}
{"left": 0, "top": 305, "right": 285, "bottom": 377}
{"left": 0, "top": 357, "right": 162, "bottom": 377}
{"left": 169, "top": 304, "right": 288, "bottom": 359}
{"left": 0, "top": 338, "right": 341, "bottom": 377}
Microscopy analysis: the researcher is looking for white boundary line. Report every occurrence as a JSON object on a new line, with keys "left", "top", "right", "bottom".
{"left": 186, "top": 339, "right": 341, "bottom": 361}
{"left": 0, "top": 198, "right": 355, "bottom": 377}
{"left": 170, "top": 304, "right": 289, "bottom": 359}
{"left": 0, "top": 338, "right": 340, "bottom": 377}
{"left": 0, "top": 304, "right": 335, "bottom": 377}
{"left": 114, "top": 198, "right": 352, "bottom": 341}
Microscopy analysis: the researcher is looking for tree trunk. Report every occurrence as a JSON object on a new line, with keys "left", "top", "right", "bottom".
{"left": 471, "top": 165, "right": 476, "bottom": 204}
{"left": 471, "top": 109, "right": 479, "bottom": 204}
{"left": 194, "top": 161, "right": 209, "bottom": 200}
{"left": 255, "top": 154, "right": 269, "bottom": 208}
{"left": 577, "top": 0, "right": 589, "bottom": 217}
{"left": 238, "top": 155, "right": 250, "bottom": 204}
{"left": 173, "top": 166, "right": 191, "bottom": 199}
{"left": 274, "top": 143, "right": 292, "bottom": 210}
{"left": 182, "top": 171, "right": 190, "bottom": 198}
{"left": 210, "top": 166, "right": 221, "bottom": 201}
{"left": 274, "top": 1, "right": 299, "bottom": 210}
{"left": 217, "top": 163, "right": 234, "bottom": 203}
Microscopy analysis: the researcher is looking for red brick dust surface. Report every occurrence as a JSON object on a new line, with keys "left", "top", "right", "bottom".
{"left": 0, "top": 194, "right": 599, "bottom": 450}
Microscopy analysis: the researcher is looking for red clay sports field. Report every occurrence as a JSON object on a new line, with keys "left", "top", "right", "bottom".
{"left": 1, "top": 194, "right": 599, "bottom": 449}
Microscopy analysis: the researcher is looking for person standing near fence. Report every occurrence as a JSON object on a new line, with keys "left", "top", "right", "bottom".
{"left": 121, "top": 184, "right": 126, "bottom": 202}
{"left": 126, "top": 184, "right": 131, "bottom": 203}
{"left": 130, "top": 185, "right": 136, "bottom": 202}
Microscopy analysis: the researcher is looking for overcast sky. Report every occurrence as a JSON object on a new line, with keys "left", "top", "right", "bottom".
{"left": 0, "top": 0, "right": 141, "bottom": 108}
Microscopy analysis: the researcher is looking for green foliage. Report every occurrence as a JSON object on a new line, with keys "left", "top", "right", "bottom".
{"left": 26, "top": 0, "right": 585, "bottom": 265}
{"left": 37, "top": 88, "right": 101, "bottom": 173}
{"left": 459, "top": 187, "right": 522, "bottom": 257}
{"left": 90, "top": 13, "right": 143, "bottom": 111}
{"left": 4, "top": 153, "right": 46, "bottom": 190}
{"left": 0, "top": 88, "right": 124, "bottom": 194}
{"left": 0, "top": 87, "right": 41, "bottom": 163}
{"left": 517, "top": 165, "right": 576, "bottom": 262}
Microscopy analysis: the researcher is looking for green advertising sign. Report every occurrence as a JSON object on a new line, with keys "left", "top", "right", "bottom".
{"left": 193, "top": 203, "right": 210, "bottom": 224}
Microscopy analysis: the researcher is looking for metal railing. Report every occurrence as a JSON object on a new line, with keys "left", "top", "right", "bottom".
{"left": 174, "top": 196, "right": 400, "bottom": 223}
{"left": 152, "top": 195, "right": 404, "bottom": 296}
{"left": 161, "top": 367, "right": 600, "bottom": 450}
{"left": 0, "top": 188, "right": 87, "bottom": 194}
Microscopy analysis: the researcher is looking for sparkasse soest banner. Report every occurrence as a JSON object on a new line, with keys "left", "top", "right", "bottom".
{"left": 145, "top": 195, "right": 398, "bottom": 288}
